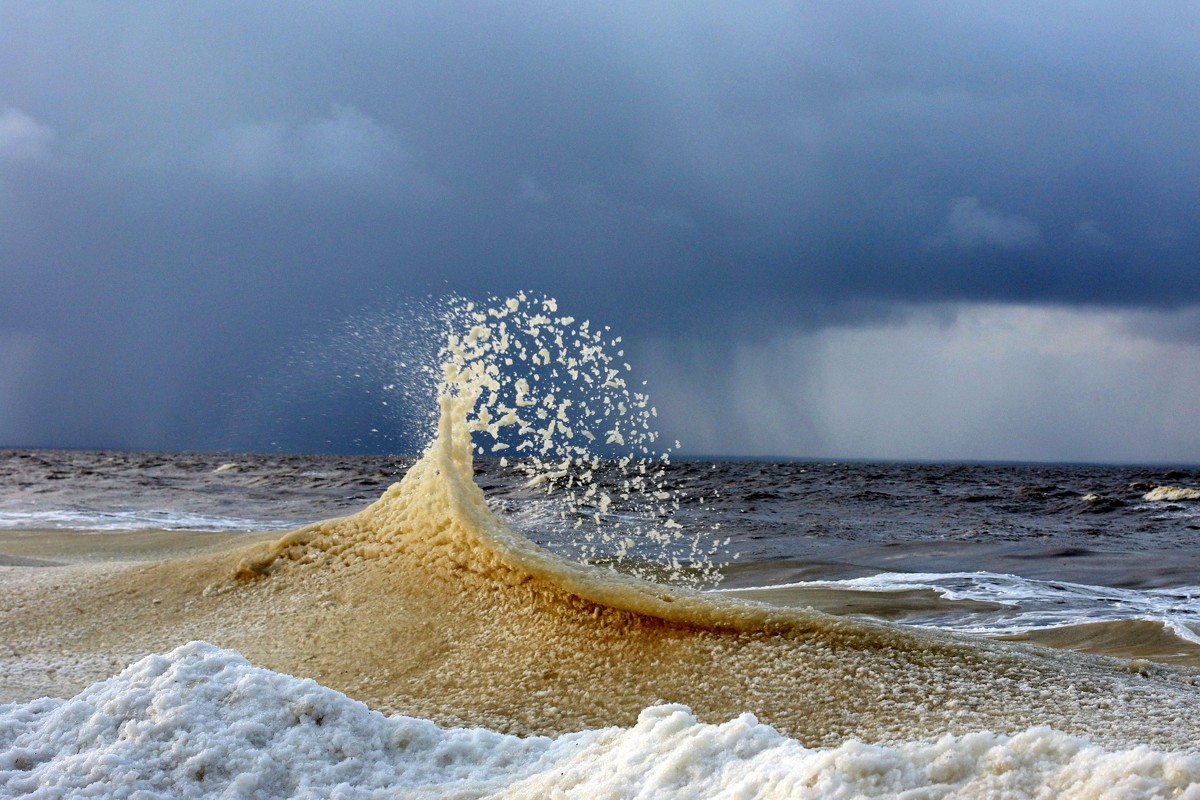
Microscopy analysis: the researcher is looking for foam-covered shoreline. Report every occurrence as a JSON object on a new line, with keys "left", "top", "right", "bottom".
{"left": 4, "top": 397, "right": 1200, "bottom": 795}
{"left": 4, "top": 395, "right": 1200, "bottom": 751}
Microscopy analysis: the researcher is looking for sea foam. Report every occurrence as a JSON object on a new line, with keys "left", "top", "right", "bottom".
{"left": 3, "top": 642, "right": 1198, "bottom": 800}
{"left": 434, "top": 292, "right": 725, "bottom": 585}
{"left": 6, "top": 295, "right": 1200, "bottom": 796}
{"left": 1144, "top": 485, "right": 1200, "bottom": 502}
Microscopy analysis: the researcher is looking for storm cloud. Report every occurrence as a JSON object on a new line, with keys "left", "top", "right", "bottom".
{"left": 2, "top": 2, "right": 1198, "bottom": 460}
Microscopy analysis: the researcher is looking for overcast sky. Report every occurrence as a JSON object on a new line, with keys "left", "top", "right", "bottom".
{"left": 2, "top": 2, "right": 1198, "bottom": 462}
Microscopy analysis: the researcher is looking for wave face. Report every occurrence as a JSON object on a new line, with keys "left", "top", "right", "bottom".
{"left": 4, "top": 642, "right": 1199, "bottom": 800}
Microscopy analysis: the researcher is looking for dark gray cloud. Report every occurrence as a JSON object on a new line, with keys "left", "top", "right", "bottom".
{"left": 2, "top": 2, "right": 1199, "bottom": 455}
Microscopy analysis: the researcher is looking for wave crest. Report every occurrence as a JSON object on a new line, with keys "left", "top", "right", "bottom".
{"left": 1144, "top": 486, "right": 1200, "bottom": 502}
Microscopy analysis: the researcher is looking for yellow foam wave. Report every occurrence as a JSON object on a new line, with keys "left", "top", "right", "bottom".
{"left": 4, "top": 397, "right": 1200, "bottom": 750}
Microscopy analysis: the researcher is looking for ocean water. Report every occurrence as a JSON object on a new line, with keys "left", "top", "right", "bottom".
{"left": 2, "top": 294, "right": 1200, "bottom": 798}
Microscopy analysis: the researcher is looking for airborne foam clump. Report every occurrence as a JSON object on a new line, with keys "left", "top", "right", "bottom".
{"left": 1144, "top": 486, "right": 1200, "bottom": 502}
{"left": 4, "top": 643, "right": 1200, "bottom": 800}
{"left": 435, "top": 293, "right": 724, "bottom": 586}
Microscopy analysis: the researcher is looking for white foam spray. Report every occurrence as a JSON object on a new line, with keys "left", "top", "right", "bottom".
{"left": 434, "top": 293, "right": 725, "bottom": 586}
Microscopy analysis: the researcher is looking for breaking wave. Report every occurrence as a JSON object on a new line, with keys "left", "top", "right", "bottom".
{"left": 3, "top": 295, "right": 1200, "bottom": 798}
{"left": 1144, "top": 485, "right": 1200, "bottom": 502}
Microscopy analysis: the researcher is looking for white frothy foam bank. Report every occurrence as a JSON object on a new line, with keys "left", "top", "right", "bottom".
{"left": 2, "top": 643, "right": 1198, "bottom": 799}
